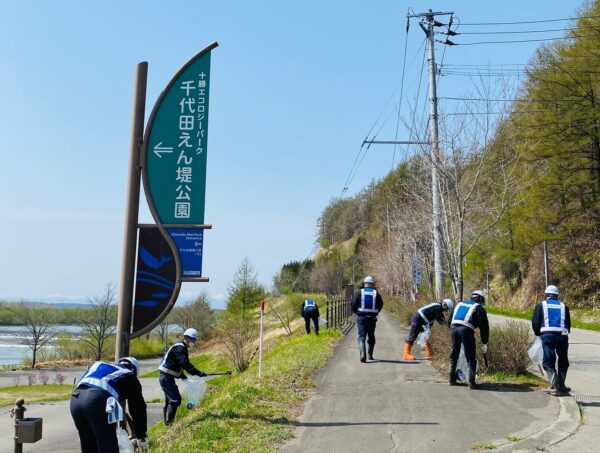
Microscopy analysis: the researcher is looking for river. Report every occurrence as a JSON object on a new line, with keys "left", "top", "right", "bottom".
{"left": 0, "top": 325, "right": 84, "bottom": 366}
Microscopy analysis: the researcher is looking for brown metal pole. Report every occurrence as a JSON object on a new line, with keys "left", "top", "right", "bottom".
{"left": 13, "top": 399, "right": 25, "bottom": 453}
{"left": 115, "top": 62, "right": 148, "bottom": 360}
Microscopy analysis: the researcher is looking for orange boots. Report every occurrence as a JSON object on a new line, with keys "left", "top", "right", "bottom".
{"left": 424, "top": 342, "right": 433, "bottom": 360}
{"left": 403, "top": 343, "right": 416, "bottom": 360}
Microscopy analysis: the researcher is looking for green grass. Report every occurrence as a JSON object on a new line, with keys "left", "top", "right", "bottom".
{"left": 507, "top": 435, "right": 524, "bottom": 442}
{"left": 0, "top": 384, "right": 73, "bottom": 407}
{"left": 479, "top": 371, "right": 546, "bottom": 387}
{"left": 486, "top": 306, "right": 600, "bottom": 332}
{"left": 148, "top": 329, "right": 341, "bottom": 453}
{"left": 471, "top": 441, "right": 497, "bottom": 450}
{"left": 141, "top": 353, "right": 230, "bottom": 378}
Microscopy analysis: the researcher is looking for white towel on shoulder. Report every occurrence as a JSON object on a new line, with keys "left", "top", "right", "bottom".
{"left": 105, "top": 396, "right": 124, "bottom": 424}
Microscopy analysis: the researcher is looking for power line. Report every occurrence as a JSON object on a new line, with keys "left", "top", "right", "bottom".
{"left": 456, "top": 15, "right": 600, "bottom": 26}
{"left": 448, "top": 33, "right": 598, "bottom": 46}
{"left": 440, "top": 96, "right": 589, "bottom": 103}
{"left": 441, "top": 27, "right": 582, "bottom": 35}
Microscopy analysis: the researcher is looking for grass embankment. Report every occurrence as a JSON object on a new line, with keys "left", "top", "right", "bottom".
{"left": 486, "top": 306, "right": 600, "bottom": 332}
{"left": 0, "top": 384, "right": 73, "bottom": 407}
{"left": 148, "top": 330, "right": 341, "bottom": 453}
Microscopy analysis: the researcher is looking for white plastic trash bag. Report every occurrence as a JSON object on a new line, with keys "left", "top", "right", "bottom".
{"left": 117, "top": 427, "right": 134, "bottom": 453}
{"left": 182, "top": 376, "right": 206, "bottom": 409}
{"left": 416, "top": 326, "right": 431, "bottom": 349}
{"left": 528, "top": 337, "right": 544, "bottom": 373}
{"left": 456, "top": 345, "right": 478, "bottom": 383}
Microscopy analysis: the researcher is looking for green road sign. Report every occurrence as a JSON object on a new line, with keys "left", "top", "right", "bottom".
{"left": 143, "top": 43, "right": 217, "bottom": 224}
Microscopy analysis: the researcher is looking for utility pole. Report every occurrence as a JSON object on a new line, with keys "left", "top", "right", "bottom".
{"left": 363, "top": 9, "right": 454, "bottom": 301}
{"left": 410, "top": 9, "right": 453, "bottom": 300}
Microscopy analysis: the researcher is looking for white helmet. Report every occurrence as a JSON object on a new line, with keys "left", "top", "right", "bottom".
{"left": 471, "top": 290, "right": 486, "bottom": 304}
{"left": 183, "top": 328, "right": 199, "bottom": 341}
{"left": 363, "top": 276, "right": 375, "bottom": 285}
{"left": 117, "top": 357, "right": 140, "bottom": 376}
{"left": 443, "top": 299, "right": 454, "bottom": 310}
{"left": 544, "top": 285, "right": 559, "bottom": 296}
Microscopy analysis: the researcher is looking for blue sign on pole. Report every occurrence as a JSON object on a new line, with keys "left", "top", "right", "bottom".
{"left": 167, "top": 228, "right": 203, "bottom": 277}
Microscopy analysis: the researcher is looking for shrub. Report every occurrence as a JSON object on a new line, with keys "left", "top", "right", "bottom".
{"left": 55, "top": 372, "right": 66, "bottom": 385}
{"left": 27, "top": 374, "right": 37, "bottom": 386}
{"left": 220, "top": 314, "right": 259, "bottom": 372}
{"left": 38, "top": 370, "right": 50, "bottom": 385}
{"left": 12, "top": 374, "right": 22, "bottom": 386}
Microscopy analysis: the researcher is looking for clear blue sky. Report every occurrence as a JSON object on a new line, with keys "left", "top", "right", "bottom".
{"left": 0, "top": 1, "right": 581, "bottom": 309}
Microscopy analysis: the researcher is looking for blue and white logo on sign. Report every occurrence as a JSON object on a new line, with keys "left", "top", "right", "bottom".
{"left": 167, "top": 228, "right": 203, "bottom": 277}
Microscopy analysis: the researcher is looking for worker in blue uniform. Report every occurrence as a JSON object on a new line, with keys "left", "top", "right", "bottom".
{"left": 300, "top": 299, "right": 320, "bottom": 335}
{"left": 403, "top": 299, "right": 453, "bottom": 360}
{"left": 70, "top": 356, "right": 148, "bottom": 452}
{"left": 351, "top": 276, "right": 384, "bottom": 362}
{"left": 159, "top": 328, "right": 207, "bottom": 425}
{"left": 531, "top": 285, "right": 571, "bottom": 396}
{"left": 448, "top": 290, "right": 489, "bottom": 389}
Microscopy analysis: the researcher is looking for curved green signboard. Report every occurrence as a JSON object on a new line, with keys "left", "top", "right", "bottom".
{"left": 143, "top": 42, "right": 217, "bottom": 224}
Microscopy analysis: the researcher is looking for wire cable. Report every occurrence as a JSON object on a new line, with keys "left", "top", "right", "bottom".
{"left": 392, "top": 21, "right": 411, "bottom": 170}
{"left": 449, "top": 34, "right": 598, "bottom": 46}
{"left": 456, "top": 15, "right": 600, "bottom": 26}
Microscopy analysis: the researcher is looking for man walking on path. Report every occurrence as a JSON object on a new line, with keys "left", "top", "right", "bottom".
{"left": 351, "top": 276, "right": 384, "bottom": 362}
{"left": 448, "top": 290, "right": 489, "bottom": 389}
{"left": 158, "top": 328, "right": 207, "bottom": 425}
{"left": 404, "top": 299, "right": 453, "bottom": 360}
{"left": 300, "top": 299, "right": 320, "bottom": 335}
{"left": 532, "top": 285, "right": 571, "bottom": 396}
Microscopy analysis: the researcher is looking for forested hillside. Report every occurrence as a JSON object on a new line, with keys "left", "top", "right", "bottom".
{"left": 275, "top": 2, "right": 600, "bottom": 313}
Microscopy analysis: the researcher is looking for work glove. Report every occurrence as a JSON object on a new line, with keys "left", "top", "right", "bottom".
{"left": 138, "top": 437, "right": 149, "bottom": 451}
{"left": 481, "top": 344, "right": 488, "bottom": 354}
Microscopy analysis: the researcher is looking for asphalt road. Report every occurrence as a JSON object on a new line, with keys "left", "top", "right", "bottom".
{"left": 283, "top": 312, "right": 570, "bottom": 453}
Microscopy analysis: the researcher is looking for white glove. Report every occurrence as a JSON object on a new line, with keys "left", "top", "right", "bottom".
{"left": 138, "top": 437, "right": 149, "bottom": 451}
{"left": 481, "top": 344, "right": 488, "bottom": 354}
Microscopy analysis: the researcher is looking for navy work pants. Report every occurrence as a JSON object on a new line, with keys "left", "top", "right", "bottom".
{"left": 450, "top": 325, "right": 476, "bottom": 369}
{"left": 159, "top": 372, "right": 181, "bottom": 407}
{"left": 303, "top": 311, "right": 319, "bottom": 335}
{"left": 70, "top": 387, "right": 118, "bottom": 453}
{"left": 406, "top": 314, "right": 427, "bottom": 345}
{"left": 541, "top": 332, "right": 569, "bottom": 373}
{"left": 356, "top": 315, "right": 377, "bottom": 347}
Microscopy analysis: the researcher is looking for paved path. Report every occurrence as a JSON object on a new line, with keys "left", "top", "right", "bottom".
{"left": 283, "top": 312, "right": 575, "bottom": 453}
{"left": 0, "top": 359, "right": 205, "bottom": 453}
{"left": 489, "top": 314, "right": 600, "bottom": 452}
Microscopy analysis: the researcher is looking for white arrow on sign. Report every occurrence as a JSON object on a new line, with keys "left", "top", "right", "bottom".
{"left": 153, "top": 142, "right": 174, "bottom": 158}
{"left": 194, "top": 241, "right": 202, "bottom": 247}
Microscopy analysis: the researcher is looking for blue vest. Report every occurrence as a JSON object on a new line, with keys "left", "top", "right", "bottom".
{"left": 159, "top": 342, "right": 186, "bottom": 377}
{"left": 77, "top": 361, "right": 133, "bottom": 399}
{"left": 541, "top": 299, "right": 567, "bottom": 333}
{"left": 303, "top": 300, "right": 317, "bottom": 312}
{"left": 358, "top": 288, "right": 378, "bottom": 313}
{"left": 451, "top": 301, "right": 479, "bottom": 329}
{"left": 418, "top": 303, "right": 439, "bottom": 325}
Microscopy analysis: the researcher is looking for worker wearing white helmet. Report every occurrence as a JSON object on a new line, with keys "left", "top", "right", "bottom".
{"left": 403, "top": 299, "right": 453, "bottom": 361}
{"left": 531, "top": 285, "right": 571, "bottom": 396}
{"left": 158, "top": 327, "right": 206, "bottom": 425}
{"left": 71, "top": 356, "right": 149, "bottom": 451}
{"left": 448, "top": 290, "right": 489, "bottom": 389}
{"left": 350, "top": 276, "right": 384, "bottom": 362}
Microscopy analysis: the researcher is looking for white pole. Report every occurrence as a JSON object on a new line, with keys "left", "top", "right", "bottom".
{"left": 258, "top": 300, "right": 264, "bottom": 379}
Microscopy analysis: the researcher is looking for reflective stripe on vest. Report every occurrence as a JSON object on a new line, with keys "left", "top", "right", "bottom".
{"left": 304, "top": 300, "right": 317, "bottom": 310}
{"left": 77, "top": 361, "right": 132, "bottom": 399}
{"left": 541, "top": 299, "right": 567, "bottom": 333}
{"left": 358, "top": 288, "right": 378, "bottom": 313}
{"left": 451, "top": 301, "right": 479, "bottom": 329}
{"left": 158, "top": 342, "right": 186, "bottom": 377}
{"left": 417, "top": 303, "right": 438, "bottom": 325}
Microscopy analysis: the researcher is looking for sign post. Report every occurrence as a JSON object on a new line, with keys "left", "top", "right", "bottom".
{"left": 116, "top": 43, "right": 218, "bottom": 357}
{"left": 258, "top": 300, "right": 265, "bottom": 379}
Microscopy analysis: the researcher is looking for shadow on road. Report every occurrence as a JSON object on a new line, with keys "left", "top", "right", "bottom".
{"left": 475, "top": 383, "right": 536, "bottom": 393}
{"left": 369, "top": 359, "right": 421, "bottom": 364}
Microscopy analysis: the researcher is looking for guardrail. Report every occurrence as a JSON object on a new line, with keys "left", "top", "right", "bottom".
{"left": 0, "top": 363, "right": 24, "bottom": 371}
{"left": 325, "top": 295, "right": 355, "bottom": 333}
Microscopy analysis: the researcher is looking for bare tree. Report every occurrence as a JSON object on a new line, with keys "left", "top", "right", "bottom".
{"left": 220, "top": 314, "right": 258, "bottom": 372}
{"left": 8, "top": 302, "right": 55, "bottom": 368}
{"left": 80, "top": 283, "right": 117, "bottom": 361}
{"left": 171, "top": 290, "right": 215, "bottom": 339}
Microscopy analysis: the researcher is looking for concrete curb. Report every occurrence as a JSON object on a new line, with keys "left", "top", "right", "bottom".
{"left": 485, "top": 396, "right": 581, "bottom": 452}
